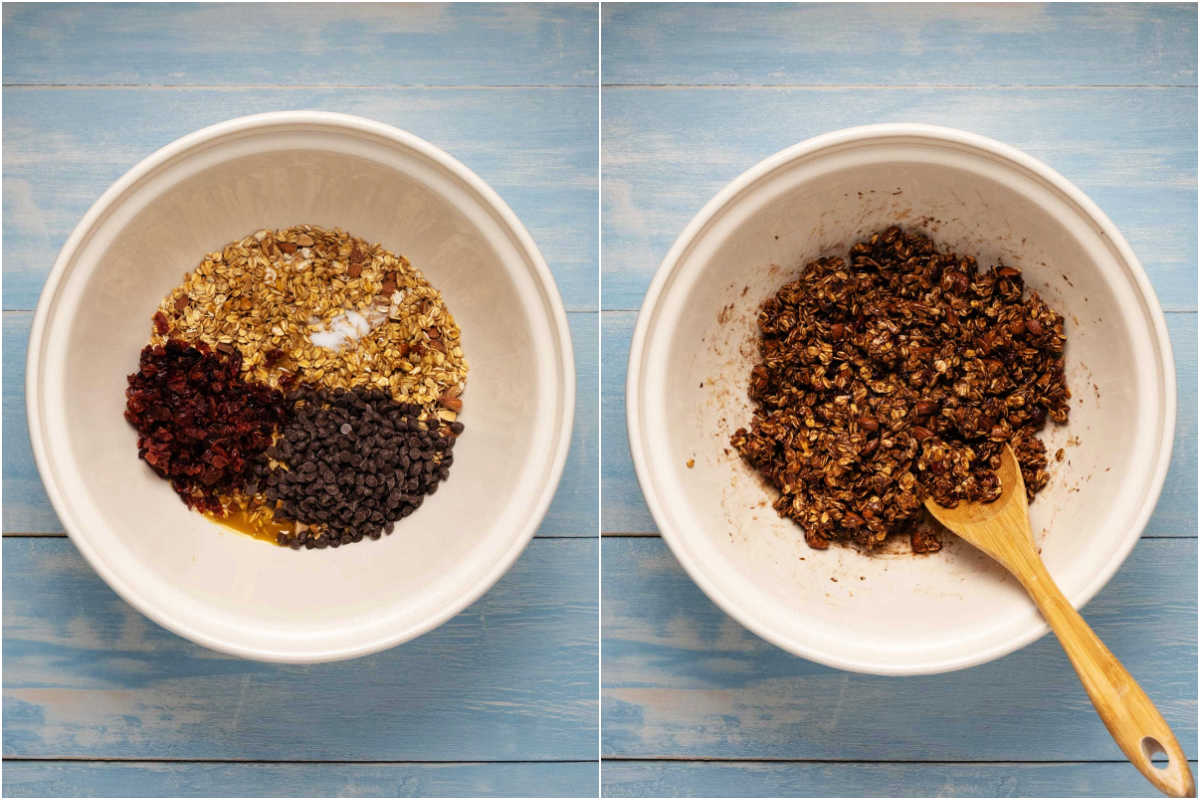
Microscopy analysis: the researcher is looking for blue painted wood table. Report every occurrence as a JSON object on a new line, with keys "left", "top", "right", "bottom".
{"left": 3, "top": 4, "right": 598, "bottom": 797}
{"left": 601, "top": 4, "right": 1197, "bottom": 797}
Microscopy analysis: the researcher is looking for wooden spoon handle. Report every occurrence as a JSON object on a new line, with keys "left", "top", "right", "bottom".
{"left": 1016, "top": 555, "right": 1194, "bottom": 797}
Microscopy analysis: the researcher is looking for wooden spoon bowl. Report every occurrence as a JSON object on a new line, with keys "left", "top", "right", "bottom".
{"left": 925, "top": 445, "right": 1194, "bottom": 797}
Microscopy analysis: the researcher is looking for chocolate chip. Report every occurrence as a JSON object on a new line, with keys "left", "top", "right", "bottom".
{"left": 259, "top": 386, "right": 460, "bottom": 549}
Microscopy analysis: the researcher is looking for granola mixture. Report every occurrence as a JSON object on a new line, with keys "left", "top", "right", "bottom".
{"left": 127, "top": 226, "right": 467, "bottom": 549}
{"left": 731, "top": 226, "right": 1070, "bottom": 553}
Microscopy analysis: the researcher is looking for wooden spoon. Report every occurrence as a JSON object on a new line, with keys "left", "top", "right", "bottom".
{"left": 925, "top": 445, "right": 1195, "bottom": 797}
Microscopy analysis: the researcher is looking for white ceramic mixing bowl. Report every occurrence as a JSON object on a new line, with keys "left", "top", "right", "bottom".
{"left": 27, "top": 111, "right": 575, "bottom": 662}
{"left": 627, "top": 124, "right": 1174, "bottom": 675}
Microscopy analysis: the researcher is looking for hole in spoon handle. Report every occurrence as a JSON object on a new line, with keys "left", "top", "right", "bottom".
{"left": 1143, "top": 736, "right": 1168, "bottom": 765}
{"left": 1133, "top": 734, "right": 1194, "bottom": 797}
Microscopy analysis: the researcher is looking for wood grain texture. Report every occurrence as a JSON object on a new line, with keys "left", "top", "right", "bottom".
{"left": 602, "top": 760, "right": 1200, "bottom": 798}
{"left": 4, "top": 760, "right": 597, "bottom": 798}
{"left": 4, "top": 537, "right": 598, "bottom": 761}
{"left": 3, "top": 3, "right": 598, "bottom": 87}
{"left": 602, "top": 3, "right": 1196, "bottom": 87}
{"left": 601, "top": 537, "right": 1196, "bottom": 763}
{"left": 3, "top": 310, "right": 597, "bottom": 536}
{"left": 602, "top": 87, "right": 1197, "bottom": 311}
{"left": 3, "top": 86, "right": 598, "bottom": 312}
{"left": 602, "top": 310, "right": 1198, "bottom": 536}
{"left": 548, "top": 311, "right": 599, "bottom": 535}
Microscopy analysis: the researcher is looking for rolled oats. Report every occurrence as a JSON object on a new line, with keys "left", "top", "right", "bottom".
{"left": 150, "top": 225, "right": 467, "bottom": 417}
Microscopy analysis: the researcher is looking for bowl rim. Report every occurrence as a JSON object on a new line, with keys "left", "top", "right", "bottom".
{"left": 26, "top": 110, "right": 576, "bottom": 662}
{"left": 625, "top": 122, "right": 1177, "bottom": 675}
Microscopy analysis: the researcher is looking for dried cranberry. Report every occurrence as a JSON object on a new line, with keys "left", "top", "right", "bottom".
{"left": 124, "top": 339, "right": 286, "bottom": 512}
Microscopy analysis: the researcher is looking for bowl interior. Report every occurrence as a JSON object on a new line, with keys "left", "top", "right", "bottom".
{"left": 634, "top": 135, "right": 1170, "bottom": 674}
{"left": 32, "top": 121, "right": 569, "bottom": 660}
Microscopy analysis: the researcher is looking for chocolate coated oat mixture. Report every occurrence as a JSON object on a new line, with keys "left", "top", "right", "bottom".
{"left": 731, "top": 226, "right": 1070, "bottom": 553}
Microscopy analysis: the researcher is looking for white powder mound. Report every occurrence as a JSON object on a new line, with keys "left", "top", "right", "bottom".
{"left": 309, "top": 291, "right": 405, "bottom": 351}
{"left": 309, "top": 308, "right": 381, "bottom": 350}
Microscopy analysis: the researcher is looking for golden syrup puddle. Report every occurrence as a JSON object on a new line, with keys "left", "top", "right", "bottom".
{"left": 204, "top": 499, "right": 293, "bottom": 545}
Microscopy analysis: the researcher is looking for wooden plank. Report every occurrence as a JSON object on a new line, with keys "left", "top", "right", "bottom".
{"left": 3, "top": 760, "right": 597, "bottom": 798}
{"left": 599, "top": 311, "right": 643, "bottom": 533}
{"left": 601, "top": 87, "right": 1196, "bottom": 312}
{"left": 545, "top": 311, "right": 599, "bottom": 536}
{"left": 602, "top": 3, "right": 1196, "bottom": 87}
{"left": 3, "top": 309, "right": 596, "bottom": 536}
{"left": 3, "top": 86, "right": 598, "bottom": 312}
{"left": 601, "top": 537, "right": 1196, "bottom": 762}
{"left": 601, "top": 759, "right": 1200, "bottom": 798}
{"left": 2, "top": 536, "right": 598, "bottom": 761}
{"left": 2, "top": 3, "right": 598, "bottom": 87}
{"left": 1, "top": 314, "right": 54, "bottom": 532}
{"left": 600, "top": 309, "right": 1198, "bottom": 537}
